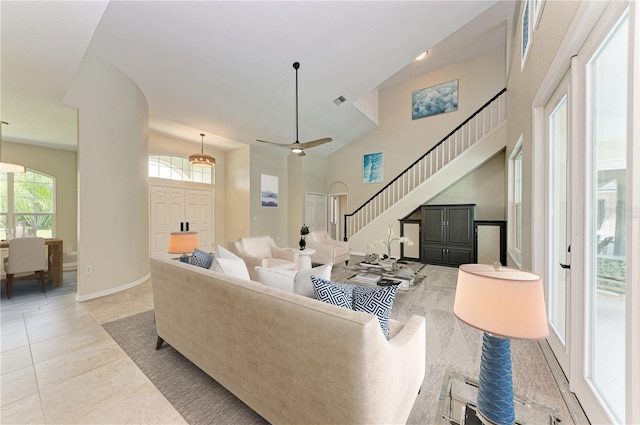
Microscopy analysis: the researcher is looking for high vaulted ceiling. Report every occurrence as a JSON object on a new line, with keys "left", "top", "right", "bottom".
{"left": 1, "top": 1, "right": 516, "bottom": 155}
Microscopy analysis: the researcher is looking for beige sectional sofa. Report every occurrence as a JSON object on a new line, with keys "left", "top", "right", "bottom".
{"left": 150, "top": 257, "right": 426, "bottom": 425}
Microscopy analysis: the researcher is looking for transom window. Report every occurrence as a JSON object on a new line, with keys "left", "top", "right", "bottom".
{"left": 0, "top": 170, "right": 55, "bottom": 239}
{"left": 148, "top": 154, "right": 213, "bottom": 184}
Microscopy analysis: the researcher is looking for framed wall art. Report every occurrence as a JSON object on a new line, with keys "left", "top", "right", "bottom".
{"left": 412, "top": 80, "right": 459, "bottom": 120}
{"left": 363, "top": 152, "right": 383, "bottom": 184}
{"left": 260, "top": 174, "right": 279, "bottom": 207}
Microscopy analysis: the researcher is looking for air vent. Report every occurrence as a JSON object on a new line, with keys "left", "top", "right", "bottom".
{"left": 333, "top": 96, "right": 346, "bottom": 106}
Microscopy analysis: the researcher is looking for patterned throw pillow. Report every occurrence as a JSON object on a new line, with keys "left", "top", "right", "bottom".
{"left": 310, "top": 276, "right": 354, "bottom": 309}
{"left": 191, "top": 248, "right": 214, "bottom": 269}
{"left": 352, "top": 284, "right": 399, "bottom": 339}
{"left": 310, "top": 276, "right": 399, "bottom": 339}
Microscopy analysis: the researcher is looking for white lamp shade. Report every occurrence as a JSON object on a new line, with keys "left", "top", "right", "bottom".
{"left": 167, "top": 231, "right": 200, "bottom": 254}
{"left": 453, "top": 264, "right": 549, "bottom": 340}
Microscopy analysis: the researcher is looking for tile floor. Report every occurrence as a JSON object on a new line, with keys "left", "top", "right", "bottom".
{"left": 1, "top": 279, "right": 187, "bottom": 424}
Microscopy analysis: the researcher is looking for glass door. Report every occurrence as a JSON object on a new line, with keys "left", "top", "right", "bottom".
{"left": 545, "top": 76, "right": 571, "bottom": 374}
{"left": 572, "top": 5, "right": 630, "bottom": 423}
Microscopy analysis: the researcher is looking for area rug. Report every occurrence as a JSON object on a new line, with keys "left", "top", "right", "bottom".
{"left": 103, "top": 309, "right": 267, "bottom": 425}
{"left": 103, "top": 264, "right": 574, "bottom": 425}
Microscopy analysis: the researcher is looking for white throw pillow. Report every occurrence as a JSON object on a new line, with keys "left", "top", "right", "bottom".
{"left": 294, "top": 263, "right": 332, "bottom": 297}
{"left": 255, "top": 267, "right": 296, "bottom": 292}
{"left": 255, "top": 263, "right": 332, "bottom": 298}
{"left": 214, "top": 257, "right": 250, "bottom": 281}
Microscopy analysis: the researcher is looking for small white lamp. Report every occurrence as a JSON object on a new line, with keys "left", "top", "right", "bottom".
{"left": 453, "top": 264, "right": 548, "bottom": 425}
{"left": 167, "top": 231, "right": 200, "bottom": 263}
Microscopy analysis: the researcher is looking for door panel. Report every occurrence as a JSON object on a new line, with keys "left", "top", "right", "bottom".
{"left": 422, "top": 207, "right": 445, "bottom": 244}
{"left": 447, "top": 207, "right": 473, "bottom": 246}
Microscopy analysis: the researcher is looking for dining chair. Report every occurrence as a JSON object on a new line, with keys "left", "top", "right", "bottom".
{"left": 4, "top": 237, "right": 47, "bottom": 299}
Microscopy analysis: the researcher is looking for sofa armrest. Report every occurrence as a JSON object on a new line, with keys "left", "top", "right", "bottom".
{"left": 272, "top": 244, "right": 299, "bottom": 263}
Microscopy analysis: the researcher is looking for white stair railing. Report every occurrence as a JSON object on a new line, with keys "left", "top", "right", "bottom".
{"left": 344, "top": 89, "right": 506, "bottom": 240}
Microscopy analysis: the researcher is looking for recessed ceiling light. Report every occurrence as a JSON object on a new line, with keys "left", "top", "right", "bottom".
{"left": 415, "top": 51, "right": 428, "bottom": 61}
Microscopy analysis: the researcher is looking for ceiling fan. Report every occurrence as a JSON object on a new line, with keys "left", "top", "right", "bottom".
{"left": 257, "top": 62, "right": 332, "bottom": 156}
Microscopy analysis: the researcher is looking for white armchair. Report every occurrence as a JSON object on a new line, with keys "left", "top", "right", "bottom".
{"left": 4, "top": 237, "right": 47, "bottom": 299}
{"left": 305, "top": 231, "right": 350, "bottom": 266}
{"left": 228, "top": 236, "right": 298, "bottom": 281}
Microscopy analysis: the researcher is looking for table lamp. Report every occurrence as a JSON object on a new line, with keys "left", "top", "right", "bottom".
{"left": 167, "top": 231, "right": 200, "bottom": 263}
{"left": 453, "top": 263, "right": 548, "bottom": 425}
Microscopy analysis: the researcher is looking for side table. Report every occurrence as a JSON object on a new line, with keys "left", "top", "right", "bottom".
{"left": 437, "top": 370, "right": 561, "bottom": 425}
{"left": 296, "top": 248, "right": 316, "bottom": 270}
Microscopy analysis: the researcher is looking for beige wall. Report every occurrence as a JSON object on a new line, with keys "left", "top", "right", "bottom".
{"left": 225, "top": 146, "right": 250, "bottom": 246}
{"left": 2, "top": 141, "right": 78, "bottom": 253}
{"left": 65, "top": 53, "right": 149, "bottom": 301}
{"left": 428, "top": 150, "right": 506, "bottom": 220}
{"left": 249, "top": 145, "right": 288, "bottom": 247}
{"left": 327, "top": 49, "right": 506, "bottom": 213}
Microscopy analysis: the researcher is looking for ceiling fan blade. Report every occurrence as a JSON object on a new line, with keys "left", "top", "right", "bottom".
{"left": 295, "top": 138, "right": 332, "bottom": 149}
{"left": 256, "top": 139, "right": 289, "bottom": 148}
{"left": 297, "top": 150, "right": 306, "bottom": 157}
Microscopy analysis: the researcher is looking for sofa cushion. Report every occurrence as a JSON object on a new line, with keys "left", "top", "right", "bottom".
{"left": 310, "top": 276, "right": 398, "bottom": 339}
{"left": 311, "top": 276, "right": 354, "bottom": 309}
{"left": 256, "top": 263, "right": 332, "bottom": 297}
{"left": 191, "top": 249, "right": 214, "bottom": 269}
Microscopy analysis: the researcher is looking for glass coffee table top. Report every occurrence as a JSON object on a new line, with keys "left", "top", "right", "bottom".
{"left": 344, "top": 260, "right": 427, "bottom": 291}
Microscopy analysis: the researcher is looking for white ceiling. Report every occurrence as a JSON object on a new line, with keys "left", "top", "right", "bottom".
{"left": 1, "top": 1, "right": 516, "bottom": 155}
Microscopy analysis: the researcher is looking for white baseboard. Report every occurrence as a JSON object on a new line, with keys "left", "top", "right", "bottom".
{"left": 75, "top": 273, "right": 150, "bottom": 302}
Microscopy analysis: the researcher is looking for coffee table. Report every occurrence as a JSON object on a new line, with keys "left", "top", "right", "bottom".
{"left": 345, "top": 260, "right": 426, "bottom": 291}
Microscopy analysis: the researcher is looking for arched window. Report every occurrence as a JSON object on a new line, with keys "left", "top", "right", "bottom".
{"left": 0, "top": 170, "right": 55, "bottom": 239}
{"left": 148, "top": 154, "right": 213, "bottom": 184}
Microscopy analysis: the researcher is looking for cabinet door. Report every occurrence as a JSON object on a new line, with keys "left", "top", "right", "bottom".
{"left": 447, "top": 206, "right": 474, "bottom": 246}
{"left": 422, "top": 206, "right": 446, "bottom": 244}
{"left": 422, "top": 245, "right": 447, "bottom": 265}
{"left": 447, "top": 248, "right": 473, "bottom": 266}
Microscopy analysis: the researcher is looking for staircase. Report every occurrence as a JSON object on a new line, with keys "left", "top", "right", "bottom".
{"left": 344, "top": 89, "right": 507, "bottom": 253}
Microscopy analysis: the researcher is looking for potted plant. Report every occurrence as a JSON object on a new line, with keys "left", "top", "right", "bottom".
{"left": 299, "top": 224, "right": 309, "bottom": 250}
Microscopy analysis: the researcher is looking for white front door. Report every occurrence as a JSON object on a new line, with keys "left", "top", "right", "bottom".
{"left": 150, "top": 185, "right": 213, "bottom": 258}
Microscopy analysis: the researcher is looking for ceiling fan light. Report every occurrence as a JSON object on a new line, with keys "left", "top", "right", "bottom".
{"left": 291, "top": 147, "right": 303, "bottom": 154}
{"left": 190, "top": 133, "right": 215, "bottom": 167}
{"left": 415, "top": 50, "right": 428, "bottom": 61}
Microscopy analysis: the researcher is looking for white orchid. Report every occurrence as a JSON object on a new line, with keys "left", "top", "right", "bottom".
{"left": 368, "top": 224, "right": 413, "bottom": 259}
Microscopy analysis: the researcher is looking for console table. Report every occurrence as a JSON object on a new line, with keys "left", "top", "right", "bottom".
{"left": 437, "top": 370, "right": 561, "bottom": 425}
{"left": 1, "top": 238, "right": 63, "bottom": 287}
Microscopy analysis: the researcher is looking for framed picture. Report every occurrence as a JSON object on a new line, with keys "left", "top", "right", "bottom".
{"left": 521, "top": 0, "right": 531, "bottom": 70}
{"left": 260, "top": 174, "right": 279, "bottom": 207}
{"left": 363, "top": 152, "right": 383, "bottom": 184}
{"left": 412, "top": 80, "right": 459, "bottom": 120}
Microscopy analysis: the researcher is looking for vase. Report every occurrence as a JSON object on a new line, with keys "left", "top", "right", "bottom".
{"left": 299, "top": 236, "right": 306, "bottom": 250}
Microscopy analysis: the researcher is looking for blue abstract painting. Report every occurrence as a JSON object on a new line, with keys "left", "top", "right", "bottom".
{"left": 363, "top": 152, "right": 383, "bottom": 184}
{"left": 260, "top": 174, "right": 279, "bottom": 207}
{"left": 412, "top": 80, "right": 458, "bottom": 120}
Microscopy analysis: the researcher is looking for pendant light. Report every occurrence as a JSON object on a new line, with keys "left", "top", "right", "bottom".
{"left": 189, "top": 133, "right": 215, "bottom": 167}
{"left": 0, "top": 121, "right": 26, "bottom": 173}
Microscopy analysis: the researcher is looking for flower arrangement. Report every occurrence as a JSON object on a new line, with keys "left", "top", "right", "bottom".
{"left": 300, "top": 224, "right": 310, "bottom": 236}
{"left": 367, "top": 224, "right": 413, "bottom": 259}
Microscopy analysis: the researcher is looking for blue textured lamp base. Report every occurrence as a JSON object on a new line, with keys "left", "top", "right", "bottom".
{"left": 477, "top": 333, "right": 515, "bottom": 425}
